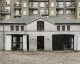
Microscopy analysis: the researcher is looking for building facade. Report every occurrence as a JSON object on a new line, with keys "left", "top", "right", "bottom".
{"left": 0, "top": 15, "right": 80, "bottom": 51}
{"left": 0, "top": 0, "right": 80, "bottom": 20}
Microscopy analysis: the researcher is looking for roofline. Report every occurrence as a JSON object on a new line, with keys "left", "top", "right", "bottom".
{"left": 0, "top": 23, "right": 26, "bottom": 25}
{"left": 55, "top": 23, "right": 80, "bottom": 25}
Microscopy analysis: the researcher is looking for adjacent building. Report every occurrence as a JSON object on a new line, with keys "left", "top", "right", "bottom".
{"left": 0, "top": 0, "right": 80, "bottom": 20}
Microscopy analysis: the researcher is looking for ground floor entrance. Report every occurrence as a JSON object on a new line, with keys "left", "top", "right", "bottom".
{"left": 52, "top": 35, "right": 74, "bottom": 50}
{"left": 12, "top": 35, "right": 23, "bottom": 51}
{"left": 37, "top": 36, "right": 44, "bottom": 51}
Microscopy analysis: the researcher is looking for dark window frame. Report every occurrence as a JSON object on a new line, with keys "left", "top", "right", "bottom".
{"left": 62, "top": 26, "right": 65, "bottom": 31}
{"left": 11, "top": 26, "right": 14, "bottom": 31}
{"left": 16, "top": 26, "right": 19, "bottom": 31}
{"left": 21, "top": 26, "right": 24, "bottom": 31}
{"left": 37, "top": 21, "right": 44, "bottom": 31}
{"left": 67, "top": 25, "right": 70, "bottom": 31}
{"left": 57, "top": 25, "right": 60, "bottom": 31}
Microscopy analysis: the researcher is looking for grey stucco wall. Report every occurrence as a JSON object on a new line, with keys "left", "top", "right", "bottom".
{"left": 0, "top": 32, "right": 3, "bottom": 50}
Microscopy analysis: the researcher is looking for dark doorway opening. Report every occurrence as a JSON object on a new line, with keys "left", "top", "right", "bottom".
{"left": 37, "top": 36, "right": 44, "bottom": 51}
{"left": 52, "top": 35, "right": 74, "bottom": 50}
{"left": 27, "top": 35, "right": 29, "bottom": 51}
{"left": 12, "top": 35, "right": 23, "bottom": 51}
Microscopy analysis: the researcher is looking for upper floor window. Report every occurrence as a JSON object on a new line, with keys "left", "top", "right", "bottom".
{"left": 6, "top": 0, "right": 10, "bottom": 4}
{"left": 11, "top": 26, "right": 14, "bottom": 31}
{"left": 21, "top": 26, "right": 24, "bottom": 31}
{"left": 50, "top": 2, "right": 54, "bottom": 7}
{"left": 33, "top": 10, "right": 38, "bottom": 14}
{"left": 57, "top": 2, "right": 64, "bottom": 7}
{"left": 58, "top": 10, "right": 64, "bottom": 14}
{"left": 62, "top": 26, "right": 65, "bottom": 31}
{"left": 37, "top": 21, "right": 44, "bottom": 30}
{"left": 16, "top": 26, "right": 19, "bottom": 31}
{"left": 67, "top": 26, "right": 70, "bottom": 31}
{"left": 57, "top": 25, "right": 60, "bottom": 31}
{"left": 29, "top": 2, "right": 38, "bottom": 8}
{"left": 23, "top": 2, "right": 26, "bottom": 7}
{"left": 40, "top": 2, "right": 45, "bottom": 7}
{"left": 57, "top": 25, "right": 70, "bottom": 31}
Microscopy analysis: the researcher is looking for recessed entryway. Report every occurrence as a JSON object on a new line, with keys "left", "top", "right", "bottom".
{"left": 52, "top": 35, "right": 74, "bottom": 50}
{"left": 12, "top": 35, "right": 23, "bottom": 51}
{"left": 37, "top": 36, "right": 44, "bottom": 51}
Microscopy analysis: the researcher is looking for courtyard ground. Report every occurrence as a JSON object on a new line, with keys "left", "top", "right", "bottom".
{"left": 0, "top": 50, "right": 80, "bottom": 64}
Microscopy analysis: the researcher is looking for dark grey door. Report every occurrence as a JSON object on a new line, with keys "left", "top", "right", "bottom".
{"left": 37, "top": 36, "right": 44, "bottom": 50}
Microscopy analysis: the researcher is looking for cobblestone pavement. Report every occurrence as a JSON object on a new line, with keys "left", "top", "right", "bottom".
{"left": 0, "top": 50, "right": 80, "bottom": 64}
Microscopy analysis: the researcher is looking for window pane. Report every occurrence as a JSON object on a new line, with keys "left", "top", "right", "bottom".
{"left": 13, "top": 36, "right": 16, "bottom": 42}
{"left": 58, "top": 10, "right": 64, "bottom": 14}
{"left": 40, "top": 2, "right": 45, "bottom": 7}
{"left": 62, "top": 26, "right": 65, "bottom": 31}
{"left": 21, "top": 26, "right": 24, "bottom": 31}
{"left": 11, "top": 26, "right": 14, "bottom": 31}
{"left": 33, "top": 10, "right": 38, "bottom": 14}
{"left": 57, "top": 26, "right": 60, "bottom": 31}
{"left": 67, "top": 26, "right": 70, "bottom": 31}
{"left": 66, "top": 10, "right": 71, "bottom": 14}
{"left": 16, "top": 26, "right": 19, "bottom": 31}
{"left": 20, "top": 36, "right": 23, "bottom": 42}
{"left": 37, "top": 21, "right": 44, "bottom": 30}
{"left": 40, "top": 9, "right": 45, "bottom": 14}
{"left": 58, "top": 2, "right": 64, "bottom": 7}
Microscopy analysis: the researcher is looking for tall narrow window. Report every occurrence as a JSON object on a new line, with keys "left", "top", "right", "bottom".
{"left": 37, "top": 21, "right": 44, "bottom": 30}
{"left": 11, "top": 26, "right": 14, "bottom": 31}
{"left": 57, "top": 25, "right": 60, "bottom": 31}
{"left": 16, "top": 26, "right": 19, "bottom": 31}
{"left": 62, "top": 26, "right": 65, "bottom": 31}
{"left": 21, "top": 26, "right": 24, "bottom": 31}
{"left": 67, "top": 25, "right": 70, "bottom": 31}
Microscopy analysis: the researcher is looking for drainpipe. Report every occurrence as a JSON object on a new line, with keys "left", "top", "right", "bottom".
{"left": 3, "top": 24, "right": 5, "bottom": 51}
{"left": 76, "top": 35, "right": 78, "bottom": 52}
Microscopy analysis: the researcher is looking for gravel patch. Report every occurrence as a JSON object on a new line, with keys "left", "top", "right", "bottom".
{"left": 0, "top": 51, "right": 80, "bottom": 64}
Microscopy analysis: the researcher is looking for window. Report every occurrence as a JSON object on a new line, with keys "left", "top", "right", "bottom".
{"left": 5, "top": 7, "right": 10, "bottom": 12}
{"left": 21, "top": 26, "right": 24, "bottom": 31}
{"left": 58, "top": 10, "right": 64, "bottom": 14}
{"left": 33, "top": 10, "right": 38, "bottom": 14}
{"left": 6, "top": 0, "right": 10, "bottom": 4}
{"left": 50, "top": 2, "right": 54, "bottom": 7}
{"left": 79, "top": 3, "right": 80, "bottom": 7}
{"left": 40, "top": 2, "right": 45, "bottom": 7}
{"left": 30, "top": 2, "right": 38, "bottom": 8}
{"left": 23, "top": 2, "right": 26, "bottom": 7}
{"left": 50, "top": 11, "right": 54, "bottom": 15}
{"left": 16, "top": 10, "right": 20, "bottom": 15}
{"left": 66, "top": 10, "right": 71, "bottom": 14}
{"left": 37, "top": 21, "right": 44, "bottom": 30}
{"left": 57, "top": 26, "right": 60, "bottom": 31}
{"left": 62, "top": 26, "right": 65, "bottom": 31}
{"left": 16, "top": 26, "right": 19, "bottom": 31}
{"left": 23, "top": 10, "right": 26, "bottom": 15}
{"left": 67, "top": 26, "right": 70, "bottom": 31}
{"left": 58, "top": 2, "right": 64, "bottom": 7}
{"left": 5, "top": 15, "right": 10, "bottom": 19}
{"left": 11, "top": 26, "right": 14, "bottom": 31}
{"left": 66, "top": 2, "right": 71, "bottom": 7}
{"left": 40, "top": 9, "right": 45, "bottom": 15}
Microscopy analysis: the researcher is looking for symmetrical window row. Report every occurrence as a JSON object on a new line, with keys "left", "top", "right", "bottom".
{"left": 57, "top": 25, "right": 70, "bottom": 31}
{"left": 11, "top": 26, "right": 24, "bottom": 31}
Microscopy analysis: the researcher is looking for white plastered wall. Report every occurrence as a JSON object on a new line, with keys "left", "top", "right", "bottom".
{"left": 5, "top": 35, "right": 12, "bottom": 50}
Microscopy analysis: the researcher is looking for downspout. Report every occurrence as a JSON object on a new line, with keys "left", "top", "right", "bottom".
{"left": 76, "top": 35, "right": 78, "bottom": 52}
{"left": 3, "top": 24, "right": 5, "bottom": 51}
